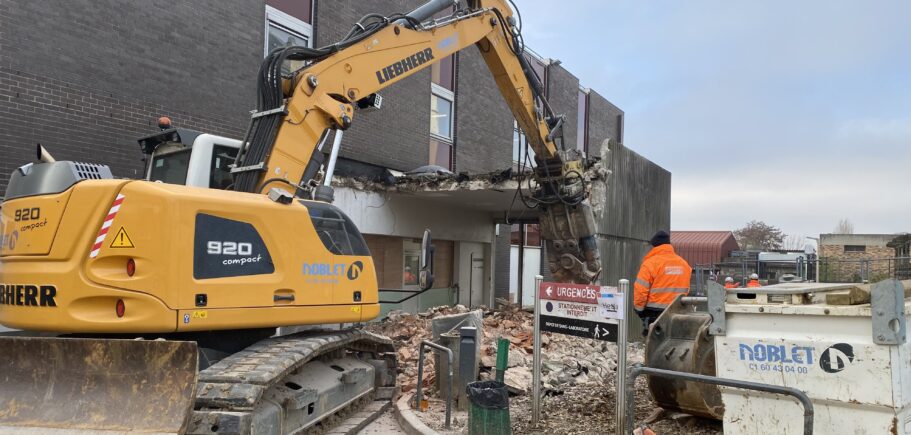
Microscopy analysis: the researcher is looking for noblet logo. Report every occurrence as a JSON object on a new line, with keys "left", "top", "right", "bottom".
{"left": 347, "top": 261, "right": 364, "bottom": 280}
{"left": 820, "top": 343, "right": 854, "bottom": 373}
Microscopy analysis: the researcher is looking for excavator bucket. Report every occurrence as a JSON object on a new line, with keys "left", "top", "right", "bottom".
{"left": 0, "top": 337, "right": 198, "bottom": 434}
{"left": 644, "top": 294, "right": 724, "bottom": 420}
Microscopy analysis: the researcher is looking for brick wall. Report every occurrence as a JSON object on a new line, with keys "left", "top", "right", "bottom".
{"left": 820, "top": 244, "right": 896, "bottom": 282}
{"left": 0, "top": 0, "right": 261, "bottom": 123}
{"left": 0, "top": 67, "right": 245, "bottom": 191}
{"left": 0, "top": 0, "right": 260, "bottom": 194}
{"left": 545, "top": 63, "right": 579, "bottom": 152}
{"left": 587, "top": 89, "right": 624, "bottom": 156}
{"left": 314, "top": 0, "right": 432, "bottom": 173}
{"left": 454, "top": 48, "right": 514, "bottom": 173}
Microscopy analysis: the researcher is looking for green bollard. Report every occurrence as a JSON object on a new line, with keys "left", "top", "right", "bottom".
{"left": 495, "top": 337, "right": 509, "bottom": 383}
{"left": 467, "top": 380, "right": 511, "bottom": 435}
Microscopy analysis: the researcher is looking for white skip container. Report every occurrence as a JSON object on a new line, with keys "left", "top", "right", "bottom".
{"left": 712, "top": 280, "right": 910, "bottom": 434}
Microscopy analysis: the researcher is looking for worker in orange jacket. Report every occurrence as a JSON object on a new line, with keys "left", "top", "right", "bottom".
{"left": 634, "top": 230, "right": 692, "bottom": 336}
{"left": 724, "top": 277, "right": 739, "bottom": 288}
{"left": 746, "top": 273, "right": 762, "bottom": 288}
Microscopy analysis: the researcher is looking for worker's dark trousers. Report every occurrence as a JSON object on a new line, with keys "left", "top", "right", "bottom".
{"left": 636, "top": 308, "right": 665, "bottom": 337}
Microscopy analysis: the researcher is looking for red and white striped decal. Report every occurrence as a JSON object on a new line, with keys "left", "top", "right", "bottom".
{"left": 89, "top": 194, "right": 125, "bottom": 258}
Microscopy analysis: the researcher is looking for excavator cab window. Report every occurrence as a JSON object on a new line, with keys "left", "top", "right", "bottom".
{"left": 209, "top": 145, "right": 238, "bottom": 189}
{"left": 150, "top": 149, "right": 191, "bottom": 185}
{"left": 304, "top": 201, "right": 370, "bottom": 256}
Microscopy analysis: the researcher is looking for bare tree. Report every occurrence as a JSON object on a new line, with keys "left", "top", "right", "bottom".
{"left": 734, "top": 220, "right": 785, "bottom": 250}
{"left": 782, "top": 234, "right": 806, "bottom": 250}
{"left": 834, "top": 218, "right": 854, "bottom": 234}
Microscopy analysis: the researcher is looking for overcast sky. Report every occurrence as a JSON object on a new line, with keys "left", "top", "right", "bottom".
{"left": 517, "top": 0, "right": 910, "bottom": 242}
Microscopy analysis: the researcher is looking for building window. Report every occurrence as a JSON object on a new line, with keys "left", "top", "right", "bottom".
{"left": 265, "top": 5, "right": 313, "bottom": 74}
{"left": 513, "top": 51, "right": 547, "bottom": 168}
{"left": 403, "top": 245, "right": 420, "bottom": 287}
{"left": 510, "top": 224, "right": 542, "bottom": 247}
{"left": 430, "top": 88, "right": 454, "bottom": 139}
{"left": 844, "top": 245, "right": 866, "bottom": 253}
{"left": 512, "top": 121, "right": 536, "bottom": 167}
{"left": 430, "top": 55, "right": 455, "bottom": 170}
{"left": 266, "top": 0, "right": 312, "bottom": 23}
{"left": 576, "top": 88, "right": 589, "bottom": 156}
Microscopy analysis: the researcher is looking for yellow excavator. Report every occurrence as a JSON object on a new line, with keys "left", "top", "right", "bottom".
{"left": 0, "top": 0, "right": 601, "bottom": 433}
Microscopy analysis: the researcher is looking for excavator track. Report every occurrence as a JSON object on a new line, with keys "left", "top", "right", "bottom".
{"left": 188, "top": 329, "right": 397, "bottom": 435}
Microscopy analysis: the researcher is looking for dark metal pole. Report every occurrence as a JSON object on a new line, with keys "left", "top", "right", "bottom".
{"left": 626, "top": 365, "right": 814, "bottom": 435}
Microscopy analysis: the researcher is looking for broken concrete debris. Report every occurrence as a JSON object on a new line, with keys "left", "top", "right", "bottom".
{"left": 365, "top": 303, "right": 635, "bottom": 397}
{"left": 367, "top": 303, "right": 721, "bottom": 434}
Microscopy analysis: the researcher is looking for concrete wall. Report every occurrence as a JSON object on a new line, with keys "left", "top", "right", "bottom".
{"left": 0, "top": 0, "right": 258, "bottom": 192}
{"left": 334, "top": 187, "right": 494, "bottom": 243}
{"left": 493, "top": 224, "right": 512, "bottom": 302}
{"left": 820, "top": 234, "right": 897, "bottom": 248}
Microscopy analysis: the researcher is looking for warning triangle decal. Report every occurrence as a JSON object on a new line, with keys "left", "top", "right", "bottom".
{"left": 110, "top": 227, "right": 135, "bottom": 248}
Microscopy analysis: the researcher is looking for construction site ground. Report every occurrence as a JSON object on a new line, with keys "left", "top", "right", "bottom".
{"left": 366, "top": 305, "right": 722, "bottom": 434}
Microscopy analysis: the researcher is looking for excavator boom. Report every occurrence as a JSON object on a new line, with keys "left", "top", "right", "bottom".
{"left": 232, "top": 0, "right": 602, "bottom": 283}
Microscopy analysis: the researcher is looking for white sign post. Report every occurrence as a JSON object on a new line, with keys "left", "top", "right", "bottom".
{"left": 616, "top": 279, "right": 629, "bottom": 435}
{"left": 531, "top": 278, "right": 628, "bottom": 428}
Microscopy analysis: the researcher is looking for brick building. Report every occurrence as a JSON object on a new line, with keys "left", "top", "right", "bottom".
{"left": 0, "top": 0, "right": 670, "bottom": 317}
{"left": 819, "top": 234, "right": 905, "bottom": 282}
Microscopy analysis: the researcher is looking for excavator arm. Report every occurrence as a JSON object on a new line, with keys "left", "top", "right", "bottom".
{"left": 232, "top": 0, "right": 601, "bottom": 283}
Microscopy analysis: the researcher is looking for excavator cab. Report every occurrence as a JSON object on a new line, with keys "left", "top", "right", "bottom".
{"left": 138, "top": 125, "right": 241, "bottom": 189}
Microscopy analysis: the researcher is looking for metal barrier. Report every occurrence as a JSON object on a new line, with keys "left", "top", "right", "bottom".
{"left": 626, "top": 365, "right": 814, "bottom": 435}
{"left": 415, "top": 340, "right": 453, "bottom": 429}
{"left": 817, "top": 256, "right": 911, "bottom": 283}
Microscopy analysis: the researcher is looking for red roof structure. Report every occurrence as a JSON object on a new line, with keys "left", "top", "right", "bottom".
{"left": 671, "top": 231, "right": 740, "bottom": 266}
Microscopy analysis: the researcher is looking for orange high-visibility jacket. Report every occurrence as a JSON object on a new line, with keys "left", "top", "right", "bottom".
{"left": 724, "top": 282, "right": 740, "bottom": 289}
{"left": 747, "top": 279, "right": 761, "bottom": 288}
{"left": 634, "top": 244, "right": 692, "bottom": 311}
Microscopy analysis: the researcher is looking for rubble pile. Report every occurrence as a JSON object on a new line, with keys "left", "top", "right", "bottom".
{"left": 366, "top": 304, "right": 722, "bottom": 434}
{"left": 366, "top": 303, "right": 639, "bottom": 395}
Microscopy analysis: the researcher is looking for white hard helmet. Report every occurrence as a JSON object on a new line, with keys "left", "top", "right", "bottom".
{"left": 724, "top": 277, "right": 734, "bottom": 283}
{"left": 750, "top": 273, "right": 759, "bottom": 280}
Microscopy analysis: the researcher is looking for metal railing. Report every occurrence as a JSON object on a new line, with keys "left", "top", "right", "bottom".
{"left": 817, "top": 256, "right": 911, "bottom": 283}
{"left": 626, "top": 365, "right": 814, "bottom": 435}
{"left": 691, "top": 256, "right": 911, "bottom": 289}
{"left": 415, "top": 340, "right": 453, "bottom": 430}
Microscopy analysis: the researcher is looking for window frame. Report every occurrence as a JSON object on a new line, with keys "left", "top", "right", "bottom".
{"left": 264, "top": 5, "right": 313, "bottom": 56}
{"left": 403, "top": 240, "right": 422, "bottom": 288}
{"left": 430, "top": 83, "right": 455, "bottom": 142}
{"left": 844, "top": 245, "right": 867, "bottom": 253}
{"left": 512, "top": 120, "right": 536, "bottom": 167}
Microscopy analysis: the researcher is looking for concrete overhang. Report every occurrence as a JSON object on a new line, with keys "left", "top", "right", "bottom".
{"left": 334, "top": 170, "right": 543, "bottom": 222}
